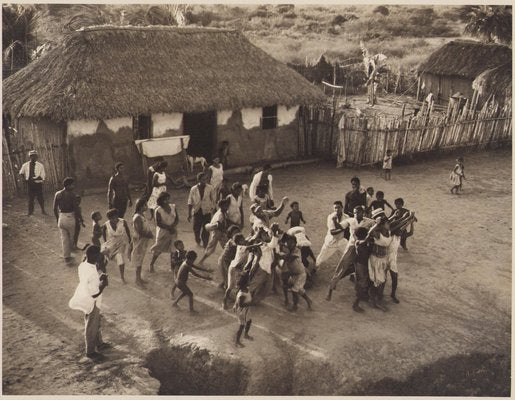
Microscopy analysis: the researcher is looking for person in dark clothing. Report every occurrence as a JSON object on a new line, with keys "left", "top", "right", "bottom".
{"left": 53, "top": 177, "right": 78, "bottom": 261}
{"left": 19, "top": 150, "right": 47, "bottom": 216}
{"left": 352, "top": 227, "right": 372, "bottom": 313}
{"left": 108, "top": 162, "right": 132, "bottom": 218}
{"left": 369, "top": 191, "right": 394, "bottom": 214}
{"left": 344, "top": 177, "right": 367, "bottom": 217}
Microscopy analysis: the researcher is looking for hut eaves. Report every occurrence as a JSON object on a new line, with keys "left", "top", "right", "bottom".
{"left": 472, "top": 62, "right": 512, "bottom": 99}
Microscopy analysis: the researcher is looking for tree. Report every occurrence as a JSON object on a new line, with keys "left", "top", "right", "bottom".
{"left": 463, "top": 5, "right": 512, "bottom": 45}
{"left": 2, "top": 4, "right": 38, "bottom": 77}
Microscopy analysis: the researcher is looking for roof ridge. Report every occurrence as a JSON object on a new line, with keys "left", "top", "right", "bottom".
{"left": 77, "top": 24, "right": 237, "bottom": 34}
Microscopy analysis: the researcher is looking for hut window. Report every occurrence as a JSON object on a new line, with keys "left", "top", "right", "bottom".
{"left": 261, "top": 105, "right": 278, "bottom": 130}
{"left": 133, "top": 115, "right": 151, "bottom": 139}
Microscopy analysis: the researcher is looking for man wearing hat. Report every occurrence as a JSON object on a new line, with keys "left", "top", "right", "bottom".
{"left": 19, "top": 150, "right": 47, "bottom": 216}
{"left": 326, "top": 205, "right": 375, "bottom": 301}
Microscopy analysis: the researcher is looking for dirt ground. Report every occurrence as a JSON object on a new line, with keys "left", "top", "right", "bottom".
{"left": 2, "top": 149, "right": 511, "bottom": 395}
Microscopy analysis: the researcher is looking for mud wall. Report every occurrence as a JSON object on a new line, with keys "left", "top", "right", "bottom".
{"left": 216, "top": 107, "right": 300, "bottom": 166}
{"left": 67, "top": 117, "right": 143, "bottom": 185}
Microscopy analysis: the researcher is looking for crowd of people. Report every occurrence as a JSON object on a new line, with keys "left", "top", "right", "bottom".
{"left": 16, "top": 149, "right": 452, "bottom": 357}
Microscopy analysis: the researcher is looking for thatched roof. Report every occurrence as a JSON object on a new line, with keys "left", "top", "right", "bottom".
{"left": 3, "top": 26, "right": 326, "bottom": 121}
{"left": 473, "top": 63, "right": 512, "bottom": 99}
{"left": 418, "top": 40, "right": 511, "bottom": 79}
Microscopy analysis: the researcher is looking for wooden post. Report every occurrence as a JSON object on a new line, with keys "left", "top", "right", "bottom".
{"left": 416, "top": 76, "right": 421, "bottom": 101}
{"left": 386, "top": 70, "right": 389, "bottom": 93}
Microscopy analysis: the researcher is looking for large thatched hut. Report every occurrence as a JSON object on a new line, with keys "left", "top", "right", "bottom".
{"left": 472, "top": 63, "right": 512, "bottom": 108}
{"left": 3, "top": 26, "right": 325, "bottom": 189}
{"left": 417, "top": 40, "right": 511, "bottom": 104}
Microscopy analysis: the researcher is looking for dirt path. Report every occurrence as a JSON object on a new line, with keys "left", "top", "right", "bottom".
{"left": 3, "top": 149, "right": 511, "bottom": 395}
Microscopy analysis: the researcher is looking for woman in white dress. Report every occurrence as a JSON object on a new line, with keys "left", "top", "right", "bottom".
{"left": 149, "top": 192, "right": 178, "bottom": 273}
{"left": 207, "top": 157, "right": 224, "bottom": 198}
{"left": 102, "top": 208, "right": 132, "bottom": 284}
{"left": 147, "top": 161, "right": 168, "bottom": 217}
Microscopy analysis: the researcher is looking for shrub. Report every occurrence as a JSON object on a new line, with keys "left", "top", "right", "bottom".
{"left": 184, "top": 10, "right": 216, "bottom": 26}
{"left": 332, "top": 14, "right": 347, "bottom": 26}
{"left": 283, "top": 11, "right": 297, "bottom": 19}
{"left": 275, "top": 4, "right": 294, "bottom": 14}
{"left": 373, "top": 6, "right": 389, "bottom": 16}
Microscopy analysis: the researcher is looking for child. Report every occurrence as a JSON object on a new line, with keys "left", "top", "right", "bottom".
{"left": 365, "top": 187, "right": 374, "bottom": 216}
{"left": 383, "top": 149, "right": 392, "bottom": 181}
{"left": 91, "top": 211, "right": 103, "bottom": 247}
{"left": 171, "top": 250, "right": 213, "bottom": 313}
{"left": 73, "top": 195, "right": 86, "bottom": 250}
{"left": 285, "top": 201, "right": 306, "bottom": 228}
{"left": 170, "top": 240, "right": 187, "bottom": 297}
{"left": 102, "top": 208, "right": 132, "bottom": 283}
{"left": 370, "top": 191, "right": 394, "bottom": 213}
{"left": 352, "top": 227, "right": 372, "bottom": 313}
{"left": 234, "top": 272, "right": 253, "bottom": 348}
{"left": 450, "top": 157, "right": 465, "bottom": 194}
{"left": 218, "top": 225, "right": 241, "bottom": 290}
{"left": 390, "top": 198, "right": 416, "bottom": 251}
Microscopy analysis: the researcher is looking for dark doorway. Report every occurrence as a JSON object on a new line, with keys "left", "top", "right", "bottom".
{"left": 183, "top": 111, "right": 216, "bottom": 161}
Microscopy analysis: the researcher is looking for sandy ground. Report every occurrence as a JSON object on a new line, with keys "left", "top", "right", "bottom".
{"left": 2, "top": 148, "right": 511, "bottom": 395}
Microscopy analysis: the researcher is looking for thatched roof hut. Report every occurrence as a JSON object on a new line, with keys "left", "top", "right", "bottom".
{"left": 417, "top": 40, "right": 511, "bottom": 103}
{"left": 418, "top": 40, "right": 511, "bottom": 79}
{"left": 472, "top": 63, "right": 512, "bottom": 104}
{"left": 3, "top": 25, "right": 326, "bottom": 121}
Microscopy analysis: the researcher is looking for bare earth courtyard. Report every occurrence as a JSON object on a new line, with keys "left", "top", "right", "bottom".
{"left": 2, "top": 149, "right": 511, "bottom": 395}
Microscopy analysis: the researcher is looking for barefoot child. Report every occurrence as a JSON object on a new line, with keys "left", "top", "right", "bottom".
{"left": 285, "top": 201, "right": 306, "bottom": 228}
{"left": 450, "top": 157, "right": 465, "bottom": 194}
{"left": 170, "top": 240, "right": 187, "bottom": 297}
{"left": 383, "top": 149, "right": 392, "bottom": 181}
{"left": 234, "top": 272, "right": 253, "bottom": 348}
{"left": 352, "top": 227, "right": 372, "bottom": 313}
{"left": 91, "top": 211, "right": 103, "bottom": 247}
{"left": 370, "top": 191, "right": 394, "bottom": 213}
{"left": 73, "top": 195, "right": 86, "bottom": 249}
{"left": 171, "top": 251, "right": 213, "bottom": 313}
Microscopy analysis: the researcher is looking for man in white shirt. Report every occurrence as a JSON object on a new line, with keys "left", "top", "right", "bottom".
{"left": 19, "top": 150, "right": 47, "bottom": 216}
{"left": 69, "top": 246, "right": 110, "bottom": 359}
{"left": 226, "top": 182, "right": 244, "bottom": 228}
{"left": 315, "top": 201, "right": 349, "bottom": 270}
{"left": 187, "top": 172, "right": 216, "bottom": 248}
{"left": 249, "top": 164, "right": 273, "bottom": 205}
{"left": 326, "top": 205, "right": 375, "bottom": 301}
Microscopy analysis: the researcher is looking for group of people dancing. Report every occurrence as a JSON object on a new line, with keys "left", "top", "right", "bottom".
{"left": 61, "top": 155, "right": 417, "bottom": 350}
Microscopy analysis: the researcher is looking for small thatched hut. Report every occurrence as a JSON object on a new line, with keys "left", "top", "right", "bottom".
{"left": 472, "top": 63, "right": 512, "bottom": 108}
{"left": 3, "top": 25, "right": 325, "bottom": 188}
{"left": 417, "top": 40, "right": 511, "bottom": 103}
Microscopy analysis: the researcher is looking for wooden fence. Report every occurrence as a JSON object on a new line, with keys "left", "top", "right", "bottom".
{"left": 299, "top": 99, "right": 512, "bottom": 166}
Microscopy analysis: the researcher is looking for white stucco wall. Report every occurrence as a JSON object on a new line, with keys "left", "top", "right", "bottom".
{"left": 105, "top": 117, "right": 132, "bottom": 133}
{"left": 241, "top": 108, "right": 262, "bottom": 130}
{"left": 217, "top": 110, "right": 233, "bottom": 126}
{"left": 278, "top": 105, "right": 299, "bottom": 126}
{"left": 67, "top": 119, "right": 99, "bottom": 137}
{"left": 152, "top": 112, "right": 183, "bottom": 137}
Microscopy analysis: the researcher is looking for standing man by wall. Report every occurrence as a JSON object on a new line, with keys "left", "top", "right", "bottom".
{"left": 107, "top": 162, "right": 132, "bottom": 218}
{"left": 53, "top": 177, "right": 78, "bottom": 261}
{"left": 19, "top": 150, "right": 47, "bottom": 216}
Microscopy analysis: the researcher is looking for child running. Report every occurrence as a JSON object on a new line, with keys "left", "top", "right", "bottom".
{"left": 285, "top": 201, "right": 306, "bottom": 228}
{"left": 171, "top": 251, "right": 213, "bottom": 313}
{"left": 234, "top": 272, "right": 254, "bottom": 348}
{"left": 450, "top": 157, "right": 465, "bottom": 194}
